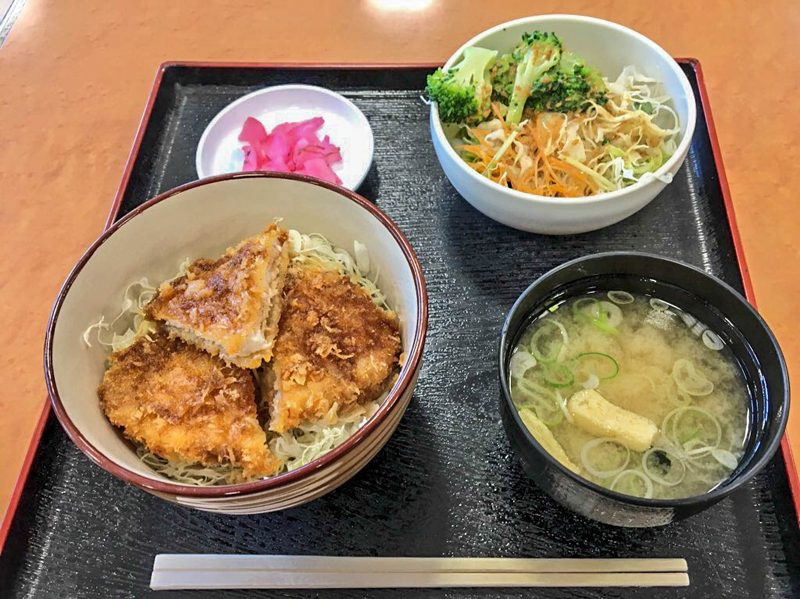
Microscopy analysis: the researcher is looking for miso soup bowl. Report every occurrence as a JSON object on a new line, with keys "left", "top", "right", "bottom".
{"left": 499, "top": 252, "right": 789, "bottom": 527}
{"left": 44, "top": 172, "right": 428, "bottom": 515}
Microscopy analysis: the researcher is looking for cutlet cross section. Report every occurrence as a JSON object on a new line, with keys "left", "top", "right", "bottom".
{"left": 147, "top": 224, "right": 289, "bottom": 369}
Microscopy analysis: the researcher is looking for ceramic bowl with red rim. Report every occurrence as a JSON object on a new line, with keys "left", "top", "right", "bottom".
{"left": 44, "top": 173, "right": 427, "bottom": 513}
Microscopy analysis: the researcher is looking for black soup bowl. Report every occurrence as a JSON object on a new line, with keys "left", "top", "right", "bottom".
{"left": 499, "top": 252, "right": 789, "bottom": 527}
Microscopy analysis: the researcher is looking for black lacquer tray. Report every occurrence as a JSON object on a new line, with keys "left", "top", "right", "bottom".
{"left": 2, "top": 62, "right": 799, "bottom": 598}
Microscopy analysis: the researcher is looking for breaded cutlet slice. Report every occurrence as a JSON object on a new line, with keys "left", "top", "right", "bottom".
{"left": 98, "top": 331, "right": 281, "bottom": 479}
{"left": 147, "top": 224, "right": 289, "bottom": 369}
{"left": 264, "top": 266, "right": 402, "bottom": 433}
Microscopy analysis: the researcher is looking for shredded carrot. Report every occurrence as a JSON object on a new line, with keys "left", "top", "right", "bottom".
{"left": 456, "top": 104, "right": 596, "bottom": 198}
{"left": 454, "top": 81, "right": 677, "bottom": 198}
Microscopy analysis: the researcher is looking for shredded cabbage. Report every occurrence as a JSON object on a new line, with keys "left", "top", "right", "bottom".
{"left": 137, "top": 445, "right": 244, "bottom": 486}
{"left": 460, "top": 65, "right": 681, "bottom": 197}
{"left": 269, "top": 401, "right": 380, "bottom": 472}
{"left": 289, "top": 230, "right": 387, "bottom": 308}
{"left": 82, "top": 278, "right": 159, "bottom": 352}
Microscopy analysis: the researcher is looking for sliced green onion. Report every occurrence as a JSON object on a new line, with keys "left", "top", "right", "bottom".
{"left": 572, "top": 297, "right": 600, "bottom": 319}
{"left": 529, "top": 319, "right": 569, "bottom": 363}
{"left": 592, "top": 319, "right": 619, "bottom": 335}
{"left": 710, "top": 448, "right": 739, "bottom": 470}
{"left": 607, "top": 290, "right": 634, "bottom": 304}
{"left": 556, "top": 390, "right": 573, "bottom": 424}
{"left": 610, "top": 469, "right": 654, "bottom": 498}
{"left": 685, "top": 443, "right": 714, "bottom": 457}
{"left": 581, "top": 438, "right": 630, "bottom": 479}
{"left": 662, "top": 406, "right": 722, "bottom": 451}
{"left": 642, "top": 448, "right": 686, "bottom": 487}
{"left": 649, "top": 298, "right": 673, "bottom": 311}
{"left": 573, "top": 297, "right": 620, "bottom": 334}
{"left": 597, "top": 301, "right": 623, "bottom": 327}
{"left": 516, "top": 380, "right": 564, "bottom": 427}
{"left": 509, "top": 349, "right": 537, "bottom": 379}
{"left": 702, "top": 330, "right": 725, "bottom": 351}
{"left": 671, "top": 359, "right": 714, "bottom": 396}
{"left": 681, "top": 440, "right": 727, "bottom": 472}
{"left": 542, "top": 363, "right": 574, "bottom": 388}
{"left": 574, "top": 352, "right": 620, "bottom": 380}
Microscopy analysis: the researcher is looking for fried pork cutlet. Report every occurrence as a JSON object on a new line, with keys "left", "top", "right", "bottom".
{"left": 147, "top": 224, "right": 289, "bottom": 369}
{"left": 98, "top": 331, "right": 280, "bottom": 479}
{"left": 265, "top": 267, "right": 402, "bottom": 433}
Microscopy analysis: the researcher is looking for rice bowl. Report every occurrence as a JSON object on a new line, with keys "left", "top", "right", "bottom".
{"left": 44, "top": 173, "right": 428, "bottom": 512}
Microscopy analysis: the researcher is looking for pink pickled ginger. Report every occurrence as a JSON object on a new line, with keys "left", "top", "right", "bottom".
{"left": 238, "top": 116, "right": 342, "bottom": 185}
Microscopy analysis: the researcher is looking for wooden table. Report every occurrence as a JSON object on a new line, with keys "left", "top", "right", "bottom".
{"left": 1, "top": 0, "right": 798, "bottom": 530}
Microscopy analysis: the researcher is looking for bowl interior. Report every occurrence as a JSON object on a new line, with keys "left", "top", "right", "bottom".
{"left": 500, "top": 253, "right": 789, "bottom": 505}
{"left": 49, "top": 175, "right": 420, "bottom": 487}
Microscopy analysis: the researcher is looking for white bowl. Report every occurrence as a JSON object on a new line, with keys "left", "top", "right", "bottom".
{"left": 196, "top": 85, "right": 374, "bottom": 190}
{"left": 430, "top": 14, "right": 697, "bottom": 234}
{"left": 44, "top": 173, "right": 427, "bottom": 513}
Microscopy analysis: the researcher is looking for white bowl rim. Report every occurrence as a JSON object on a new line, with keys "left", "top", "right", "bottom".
{"left": 430, "top": 13, "right": 698, "bottom": 206}
{"left": 44, "top": 172, "right": 427, "bottom": 498}
{"left": 195, "top": 84, "right": 375, "bottom": 189}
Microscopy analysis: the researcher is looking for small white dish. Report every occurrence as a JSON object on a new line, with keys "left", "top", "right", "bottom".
{"left": 196, "top": 85, "right": 374, "bottom": 190}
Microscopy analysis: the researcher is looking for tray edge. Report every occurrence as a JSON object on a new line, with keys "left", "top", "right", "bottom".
{"left": 4, "top": 58, "right": 794, "bottom": 554}
{"left": 681, "top": 57, "right": 800, "bottom": 524}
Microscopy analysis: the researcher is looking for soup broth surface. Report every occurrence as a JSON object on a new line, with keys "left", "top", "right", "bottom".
{"left": 510, "top": 290, "right": 749, "bottom": 500}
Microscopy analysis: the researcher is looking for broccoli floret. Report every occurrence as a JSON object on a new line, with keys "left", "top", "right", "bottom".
{"left": 490, "top": 53, "right": 517, "bottom": 102}
{"left": 528, "top": 51, "right": 608, "bottom": 112}
{"left": 506, "top": 31, "right": 562, "bottom": 124}
{"left": 426, "top": 46, "right": 498, "bottom": 124}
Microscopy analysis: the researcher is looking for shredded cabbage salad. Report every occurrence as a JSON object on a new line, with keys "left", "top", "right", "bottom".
{"left": 459, "top": 66, "right": 680, "bottom": 196}
{"left": 85, "top": 231, "right": 388, "bottom": 486}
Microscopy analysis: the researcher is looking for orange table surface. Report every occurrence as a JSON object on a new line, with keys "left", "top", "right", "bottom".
{"left": 1, "top": 0, "right": 798, "bottom": 535}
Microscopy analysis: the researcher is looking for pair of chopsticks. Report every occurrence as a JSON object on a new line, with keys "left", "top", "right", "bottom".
{"left": 150, "top": 555, "right": 689, "bottom": 590}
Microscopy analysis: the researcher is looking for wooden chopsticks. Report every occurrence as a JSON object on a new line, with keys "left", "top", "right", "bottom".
{"left": 150, "top": 555, "right": 690, "bottom": 590}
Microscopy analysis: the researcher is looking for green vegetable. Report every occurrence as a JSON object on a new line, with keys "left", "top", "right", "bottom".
{"left": 516, "top": 380, "right": 564, "bottom": 426}
{"left": 572, "top": 297, "right": 620, "bottom": 335}
{"left": 542, "top": 363, "right": 575, "bottom": 388}
{"left": 426, "top": 46, "right": 498, "bottom": 124}
{"left": 529, "top": 318, "right": 569, "bottom": 363}
{"left": 429, "top": 30, "right": 609, "bottom": 126}
{"left": 484, "top": 125, "right": 521, "bottom": 175}
{"left": 527, "top": 51, "right": 607, "bottom": 113}
{"left": 489, "top": 52, "right": 517, "bottom": 102}
{"left": 631, "top": 147, "right": 666, "bottom": 176}
{"left": 574, "top": 352, "right": 620, "bottom": 380}
{"left": 506, "top": 31, "right": 562, "bottom": 124}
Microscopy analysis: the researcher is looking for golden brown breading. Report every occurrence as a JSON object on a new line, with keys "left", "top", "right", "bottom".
{"left": 147, "top": 224, "right": 289, "bottom": 369}
{"left": 266, "top": 267, "right": 402, "bottom": 433}
{"left": 98, "top": 331, "right": 280, "bottom": 478}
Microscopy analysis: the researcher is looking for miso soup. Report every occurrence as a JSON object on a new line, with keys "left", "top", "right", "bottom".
{"left": 509, "top": 290, "right": 749, "bottom": 500}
